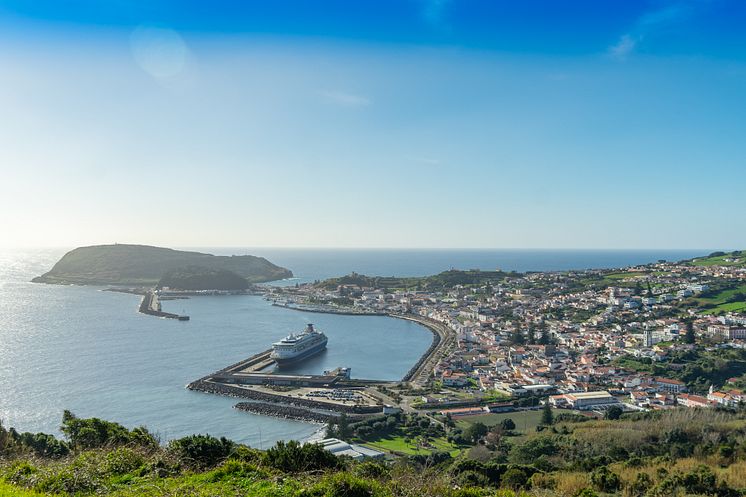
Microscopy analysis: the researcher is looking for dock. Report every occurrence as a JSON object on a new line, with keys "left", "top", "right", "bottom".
{"left": 138, "top": 291, "right": 190, "bottom": 321}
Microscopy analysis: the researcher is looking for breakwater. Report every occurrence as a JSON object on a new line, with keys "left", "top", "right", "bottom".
{"left": 188, "top": 380, "right": 381, "bottom": 415}
{"left": 390, "top": 313, "right": 456, "bottom": 386}
{"left": 234, "top": 401, "right": 343, "bottom": 423}
{"left": 139, "top": 291, "right": 189, "bottom": 321}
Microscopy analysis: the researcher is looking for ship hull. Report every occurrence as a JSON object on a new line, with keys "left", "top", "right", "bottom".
{"left": 272, "top": 339, "right": 327, "bottom": 365}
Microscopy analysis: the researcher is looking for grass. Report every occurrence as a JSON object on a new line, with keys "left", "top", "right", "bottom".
{"left": 689, "top": 282, "right": 746, "bottom": 314}
{"left": 604, "top": 271, "right": 646, "bottom": 280}
{"left": 455, "top": 409, "right": 567, "bottom": 437}
{"left": 365, "top": 435, "right": 462, "bottom": 456}
{"left": 0, "top": 481, "right": 58, "bottom": 497}
{"left": 690, "top": 253, "right": 745, "bottom": 267}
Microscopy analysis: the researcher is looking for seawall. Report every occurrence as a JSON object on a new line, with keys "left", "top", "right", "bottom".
{"left": 234, "top": 401, "right": 345, "bottom": 423}
{"left": 138, "top": 291, "right": 189, "bottom": 320}
{"left": 389, "top": 313, "right": 456, "bottom": 386}
{"left": 187, "top": 380, "right": 381, "bottom": 415}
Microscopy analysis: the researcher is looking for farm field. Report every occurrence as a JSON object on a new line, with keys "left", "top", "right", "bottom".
{"left": 364, "top": 435, "right": 462, "bottom": 456}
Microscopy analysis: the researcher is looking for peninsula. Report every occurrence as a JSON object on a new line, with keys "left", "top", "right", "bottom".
{"left": 32, "top": 244, "right": 292, "bottom": 286}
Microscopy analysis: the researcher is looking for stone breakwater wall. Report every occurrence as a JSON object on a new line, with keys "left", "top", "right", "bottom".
{"left": 139, "top": 291, "right": 189, "bottom": 320}
{"left": 187, "top": 380, "right": 381, "bottom": 415}
{"left": 234, "top": 402, "right": 341, "bottom": 423}
{"left": 393, "top": 314, "right": 451, "bottom": 383}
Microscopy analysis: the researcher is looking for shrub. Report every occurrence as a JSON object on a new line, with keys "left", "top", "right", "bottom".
{"left": 500, "top": 419, "right": 516, "bottom": 431}
{"left": 353, "top": 461, "right": 389, "bottom": 479}
{"left": 262, "top": 440, "right": 341, "bottom": 472}
{"left": 457, "top": 470, "right": 491, "bottom": 488}
{"left": 60, "top": 411, "right": 157, "bottom": 450}
{"left": 501, "top": 468, "right": 529, "bottom": 489}
{"left": 573, "top": 488, "right": 598, "bottom": 497}
{"left": 3, "top": 460, "right": 38, "bottom": 486}
{"left": 167, "top": 434, "right": 234, "bottom": 469}
{"left": 590, "top": 466, "right": 620, "bottom": 493}
{"left": 14, "top": 432, "right": 69, "bottom": 458}
{"left": 101, "top": 447, "right": 145, "bottom": 476}
{"left": 309, "top": 471, "right": 388, "bottom": 497}
{"left": 627, "top": 472, "right": 651, "bottom": 497}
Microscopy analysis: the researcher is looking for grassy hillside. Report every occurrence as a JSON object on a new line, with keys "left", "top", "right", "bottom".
{"left": 2, "top": 408, "right": 746, "bottom": 497}
{"left": 689, "top": 251, "right": 746, "bottom": 267}
{"left": 32, "top": 244, "right": 292, "bottom": 286}
{"left": 157, "top": 266, "right": 250, "bottom": 291}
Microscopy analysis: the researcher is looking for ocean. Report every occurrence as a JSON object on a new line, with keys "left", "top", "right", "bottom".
{"left": 0, "top": 247, "right": 706, "bottom": 446}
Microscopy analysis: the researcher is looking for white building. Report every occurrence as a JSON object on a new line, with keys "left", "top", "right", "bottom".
{"left": 550, "top": 391, "right": 620, "bottom": 410}
{"left": 315, "top": 438, "right": 385, "bottom": 460}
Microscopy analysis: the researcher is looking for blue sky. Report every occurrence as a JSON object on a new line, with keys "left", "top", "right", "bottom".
{"left": 0, "top": 1, "right": 745, "bottom": 249}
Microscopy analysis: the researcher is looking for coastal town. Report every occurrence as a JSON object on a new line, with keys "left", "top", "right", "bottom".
{"left": 259, "top": 250, "right": 746, "bottom": 418}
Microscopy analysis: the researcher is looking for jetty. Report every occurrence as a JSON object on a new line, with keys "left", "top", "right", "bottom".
{"left": 139, "top": 291, "right": 190, "bottom": 321}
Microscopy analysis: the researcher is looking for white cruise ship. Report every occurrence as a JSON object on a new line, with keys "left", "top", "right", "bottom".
{"left": 270, "top": 324, "right": 328, "bottom": 365}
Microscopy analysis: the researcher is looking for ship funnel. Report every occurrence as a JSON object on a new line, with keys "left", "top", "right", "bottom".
{"left": 306, "top": 324, "right": 315, "bottom": 332}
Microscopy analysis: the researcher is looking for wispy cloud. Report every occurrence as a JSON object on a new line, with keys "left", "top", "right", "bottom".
{"left": 609, "top": 34, "right": 638, "bottom": 60}
{"left": 608, "top": 2, "right": 695, "bottom": 60}
{"left": 320, "top": 90, "right": 371, "bottom": 108}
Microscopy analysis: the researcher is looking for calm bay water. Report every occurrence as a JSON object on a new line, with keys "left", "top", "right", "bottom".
{"left": 0, "top": 247, "right": 707, "bottom": 445}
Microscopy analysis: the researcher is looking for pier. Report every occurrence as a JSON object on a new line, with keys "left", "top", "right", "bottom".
{"left": 138, "top": 291, "right": 190, "bottom": 321}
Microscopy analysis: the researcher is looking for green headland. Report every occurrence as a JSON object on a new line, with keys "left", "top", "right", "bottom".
{"left": 32, "top": 244, "right": 292, "bottom": 287}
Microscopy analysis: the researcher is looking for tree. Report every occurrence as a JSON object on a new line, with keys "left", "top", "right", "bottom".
{"left": 684, "top": 320, "right": 696, "bottom": 344}
{"left": 463, "top": 422, "right": 489, "bottom": 443}
{"left": 527, "top": 326, "right": 536, "bottom": 344}
{"left": 537, "top": 320, "right": 550, "bottom": 345}
{"left": 540, "top": 401, "right": 554, "bottom": 426}
{"left": 337, "top": 413, "right": 350, "bottom": 440}
{"left": 605, "top": 406, "right": 623, "bottom": 420}
{"left": 500, "top": 418, "right": 516, "bottom": 431}
{"left": 510, "top": 329, "right": 525, "bottom": 345}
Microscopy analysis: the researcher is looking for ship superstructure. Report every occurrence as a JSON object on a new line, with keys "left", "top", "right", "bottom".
{"left": 270, "top": 324, "right": 328, "bottom": 364}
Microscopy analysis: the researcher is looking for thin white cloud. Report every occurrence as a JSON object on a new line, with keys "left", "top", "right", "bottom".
{"left": 130, "top": 25, "right": 189, "bottom": 80}
{"left": 320, "top": 90, "right": 371, "bottom": 108}
{"left": 609, "top": 34, "right": 638, "bottom": 60}
{"left": 608, "top": 2, "right": 695, "bottom": 60}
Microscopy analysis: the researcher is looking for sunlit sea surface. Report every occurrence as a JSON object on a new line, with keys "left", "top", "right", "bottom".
{"left": 0, "top": 247, "right": 705, "bottom": 445}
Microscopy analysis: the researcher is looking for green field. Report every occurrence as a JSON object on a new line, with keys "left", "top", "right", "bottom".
{"left": 690, "top": 283, "right": 746, "bottom": 315}
{"left": 690, "top": 252, "right": 745, "bottom": 267}
{"left": 455, "top": 409, "right": 569, "bottom": 435}
{"left": 604, "top": 271, "right": 646, "bottom": 280}
{"left": 364, "top": 435, "right": 462, "bottom": 456}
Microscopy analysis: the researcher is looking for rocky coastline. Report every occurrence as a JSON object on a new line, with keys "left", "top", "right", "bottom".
{"left": 187, "top": 380, "right": 381, "bottom": 415}
{"left": 233, "top": 401, "right": 341, "bottom": 423}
